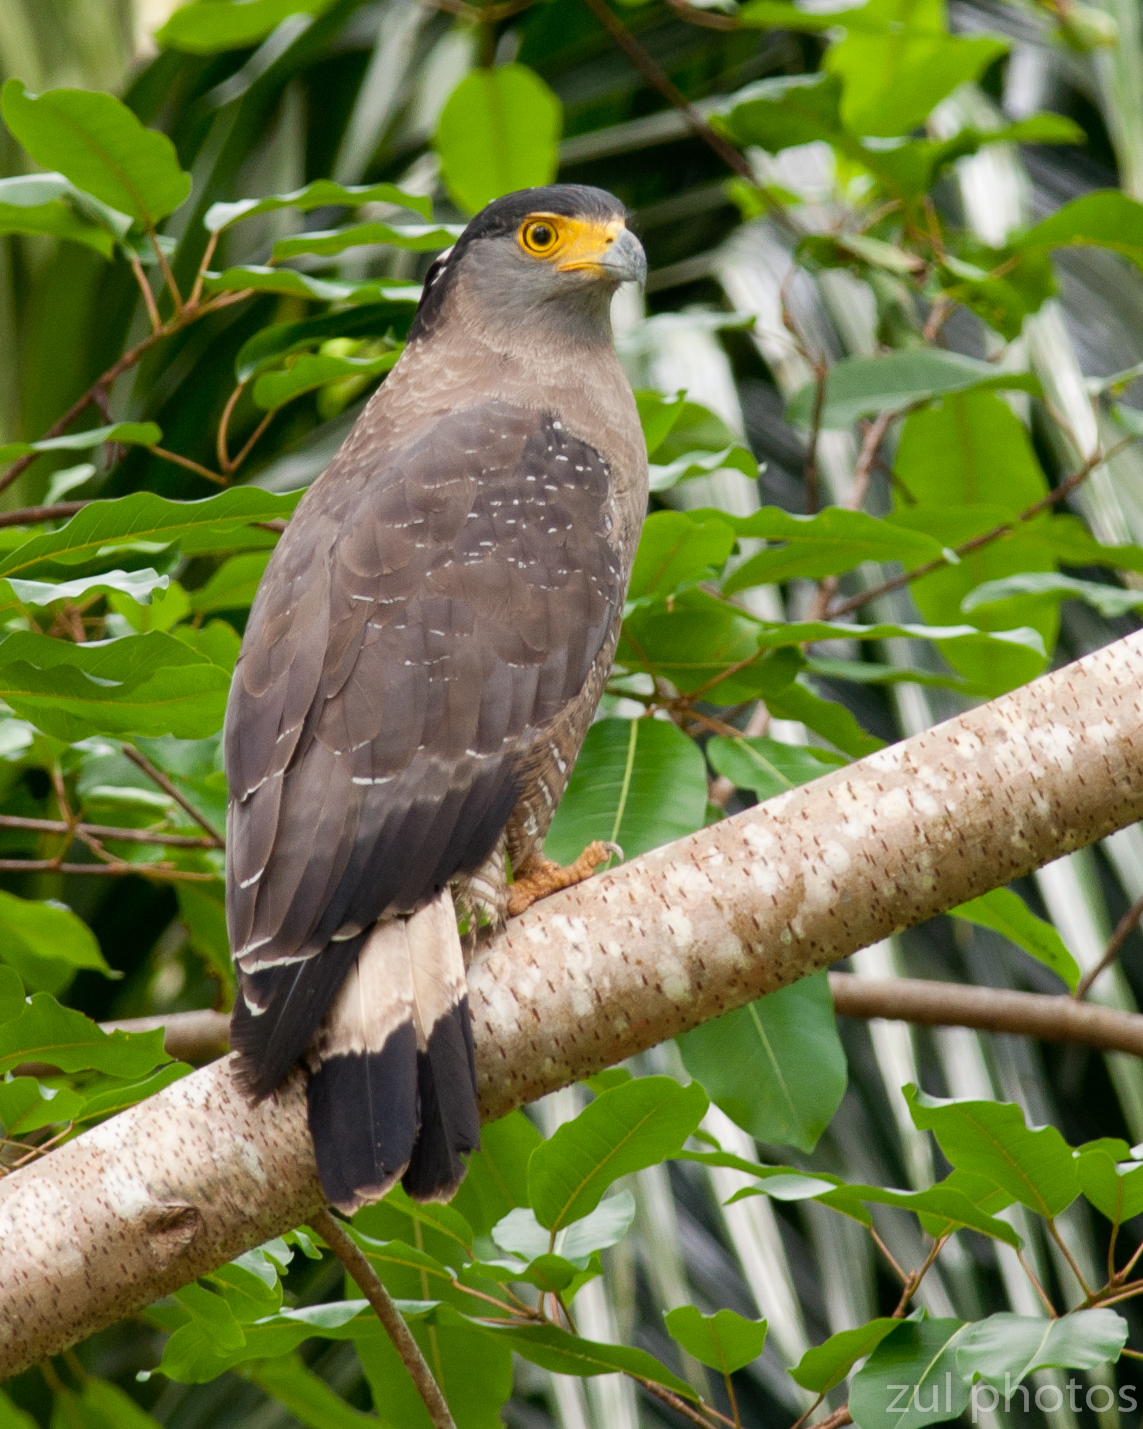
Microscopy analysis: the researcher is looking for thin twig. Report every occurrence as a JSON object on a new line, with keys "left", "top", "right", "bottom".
{"left": 127, "top": 251, "right": 162, "bottom": 334}
{"left": 1017, "top": 1251, "right": 1058, "bottom": 1318}
{"left": 664, "top": 0, "right": 739, "bottom": 26}
{"left": 869, "top": 1226, "right": 909, "bottom": 1284}
{"left": 576, "top": 0, "right": 754, "bottom": 181}
{"left": 808, "top": 408, "right": 896, "bottom": 619}
{"left": 0, "top": 286, "right": 251, "bottom": 499}
{"left": 228, "top": 408, "right": 277, "bottom": 476}
{"left": 813, "top": 1405, "right": 852, "bottom": 1429}
{"left": 0, "top": 858, "right": 216, "bottom": 880}
{"left": 892, "top": 1235, "right": 947, "bottom": 1316}
{"left": 635, "top": 1377, "right": 731, "bottom": 1429}
{"left": 788, "top": 1393, "right": 827, "bottom": 1429}
{"left": 216, "top": 382, "right": 247, "bottom": 472}
{"left": 826, "top": 436, "right": 1138, "bottom": 620}
{"left": 188, "top": 230, "right": 219, "bottom": 308}
{"left": 148, "top": 226, "right": 183, "bottom": 312}
{"left": 1047, "top": 1219, "right": 1094, "bottom": 1299}
{"left": 802, "top": 360, "right": 828, "bottom": 516}
{"left": 0, "top": 813, "right": 217, "bottom": 848}
{"left": 148, "top": 445, "right": 229, "bottom": 487}
{"left": 311, "top": 1209, "right": 458, "bottom": 1429}
{"left": 1075, "top": 892, "right": 1143, "bottom": 1000}
{"left": 0, "top": 502, "right": 88, "bottom": 530}
{"left": 121, "top": 744, "right": 225, "bottom": 846}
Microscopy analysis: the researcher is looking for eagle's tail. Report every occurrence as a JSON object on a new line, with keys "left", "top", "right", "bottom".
{"left": 304, "top": 889, "right": 480, "bottom": 1214}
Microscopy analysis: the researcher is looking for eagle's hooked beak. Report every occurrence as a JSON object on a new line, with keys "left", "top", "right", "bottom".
{"left": 557, "top": 220, "right": 647, "bottom": 286}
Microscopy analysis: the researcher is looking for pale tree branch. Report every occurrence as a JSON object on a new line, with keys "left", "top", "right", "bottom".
{"left": 3, "top": 631, "right": 1143, "bottom": 1375}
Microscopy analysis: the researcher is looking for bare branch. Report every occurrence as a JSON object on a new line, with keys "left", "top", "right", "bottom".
{"left": 121, "top": 744, "right": 225, "bottom": 846}
{"left": 828, "top": 973, "right": 1143, "bottom": 1054}
{"left": 311, "top": 1210, "right": 458, "bottom": 1429}
{"left": 4, "top": 631, "right": 1143, "bottom": 1374}
{"left": 1074, "top": 891, "right": 1143, "bottom": 1001}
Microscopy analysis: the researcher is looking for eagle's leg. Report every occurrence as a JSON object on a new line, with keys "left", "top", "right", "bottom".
{"left": 506, "top": 841, "right": 622, "bottom": 917}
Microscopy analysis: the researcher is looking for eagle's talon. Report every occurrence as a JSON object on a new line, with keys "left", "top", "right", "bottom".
{"left": 507, "top": 840, "right": 620, "bottom": 917}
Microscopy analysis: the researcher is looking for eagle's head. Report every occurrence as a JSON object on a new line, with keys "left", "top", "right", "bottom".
{"left": 410, "top": 184, "right": 646, "bottom": 342}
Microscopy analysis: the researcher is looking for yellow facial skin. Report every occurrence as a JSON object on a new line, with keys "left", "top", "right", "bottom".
{"left": 517, "top": 213, "right": 628, "bottom": 275}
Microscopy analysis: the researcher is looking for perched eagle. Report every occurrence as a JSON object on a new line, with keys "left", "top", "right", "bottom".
{"left": 225, "top": 184, "right": 648, "bottom": 1213}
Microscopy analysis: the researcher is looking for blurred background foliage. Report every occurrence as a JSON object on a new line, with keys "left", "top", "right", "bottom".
{"left": 5, "top": 0, "right": 1143, "bottom": 1426}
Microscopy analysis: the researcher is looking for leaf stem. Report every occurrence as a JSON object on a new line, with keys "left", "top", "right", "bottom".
{"left": 121, "top": 744, "right": 225, "bottom": 846}
{"left": 127, "top": 249, "right": 163, "bottom": 334}
{"left": 1074, "top": 891, "right": 1143, "bottom": 1000}
{"left": 826, "top": 435, "right": 1141, "bottom": 619}
{"left": 147, "top": 445, "right": 229, "bottom": 487}
{"left": 575, "top": 0, "right": 755, "bottom": 182}
{"left": 311, "top": 1208, "right": 458, "bottom": 1429}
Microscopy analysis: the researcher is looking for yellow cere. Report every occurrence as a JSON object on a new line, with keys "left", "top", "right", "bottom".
{"left": 517, "top": 213, "right": 627, "bottom": 272}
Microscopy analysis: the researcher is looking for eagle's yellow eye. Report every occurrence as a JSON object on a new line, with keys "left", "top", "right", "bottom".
{"left": 520, "top": 218, "right": 560, "bottom": 255}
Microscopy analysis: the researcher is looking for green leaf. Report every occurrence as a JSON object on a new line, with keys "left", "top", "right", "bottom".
{"left": 252, "top": 349, "right": 400, "bottom": 410}
{"left": 158, "top": 0, "right": 338, "bottom": 52}
{"left": 628, "top": 511, "right": 736, "bottom": 604}
{"left": 815, "top": 1181, "right": 1022, "bottom": 1247}
{"left": 244, "top": 1354, "right": 380, "bottom": 1429}
{"left": 54, "top": 1381, "right": 164, "bottom": 1429}
{"left": 720, "top": 72, "right": 846, "bottom": 154}
{"left": 0, "top": 992, "right": 168, "bottom": 1076}
{"left": 707, "top": 735, "right": 846, "bottom": 801}
{"left": 0, "top": 1389, "right": 38, "bottom": 1429}
{"left": 543, "top": 717, "right": 708, "bottom": 866}
{"left": 636, "top": 389, "right": 688, "bottom": 454}
{"left": 0, "top": 487, "right": 299, "bottom": 580}
{"left": 451, "top": 1111, "right": 539, "bottom": 1238}
{"left": 0, "top": 889, "right": 113, "bottom": 993}
{"left": 271, "top": 222, "right": 460, "bottom": 261}
{"left": 678, "top": 973, "right": 846, "bottom": 1151}
{"left": 174, "top": 1282, "right": 246, "bottom": 1352}
{"left": 0, "top": 966, "right": 24, "bottom": 1024}
{"left": 528, "top": 1076, "right": 709, "bottom": 1231}
{"left": 235, "top": 303, "right": 418, "bottom": 382}
{"left": 956, "top": 1311, "right": 1127, "bottom": 1387}
{"left": 0, "top": 173, "right": 125, "bottom": 256}
{"left": 492, "top": 1192, "right": 635, "bottom": 1269}
{"left": 720, "top": 506, "right": 944, "bottom": 590}
{"left": 435, "top": 65, "right": 562, "bottom": 215}
{"left": 892, "top": 392, "right": 1056, "bottom": 693}
{"left": 0, "top": 421, "right": 162, "bottom": 467}
{"left": 1077, "top": 1148, "right": 1143, "bottom": 1223}
{"left": 619, "top": 590, "right": 803, "bottom": 703}
{"left": 787, "top": 351, "right": 1039, "bottom": 429}
{"left": 0, "top": 1077, "right": 84, "bottom": 1136}
{"left": 1018, "top": 190, "right": 1143, "bottom": 274}
{"left": 204, "top": 179, "right": 431, "bottom": 231}
{"left": 664, "top": 1306, "right": 767, "bottom": 1374}
{"left": 790, "top": 1319, "right": 900, "bottom": 1393}
{"left": 826, "top": 0, "right": 1007, "bottom": 138}
{"left": 850, "top": 1319, "right": 969, "bottom": 1429}
{"left": 1, "top": 81, "right": 190, "bottom": 227}
{"left": 201, "top": 265, "right": 418, "bottom": 305}
{"left": 964, "top": 571, "right": 1143, "bottom": 621}
{"left": 188, "top": 554, "right": 270, "bottom": 615}
{"left": 905, "top": 1086, "right": 1079, "bottom": 1217}
{"left": 950, "top": 888, "right": 1080, "bottom": 991}
{"left": 357, "top": 1305, "right": 513, "bottom": 1429}
{"left": 763, "top": 679, "right": 885, "bottom": 758}
{"left": 73, "top": 1062, "right": 190, "bottom": 1123}
{"left": 0, "top": 568, "right": 168, "bottom": 614}
{"left": 0, "top": 631, "right": 230, "bottom": 741}
{"left": 474, "top": 1320, "right": 696, "bottom": 1398}
{"left": 649, "top": 446, "right": 758, "bottom": 494}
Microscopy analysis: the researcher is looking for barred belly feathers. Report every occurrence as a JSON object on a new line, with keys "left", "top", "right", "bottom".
{"left": 224, "top": 185, "right": 648, "bottom": 1212}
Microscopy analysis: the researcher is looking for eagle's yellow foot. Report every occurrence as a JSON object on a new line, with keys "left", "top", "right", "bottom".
{"left": 507, "top": 841, "right": 622, "bottom": 917}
